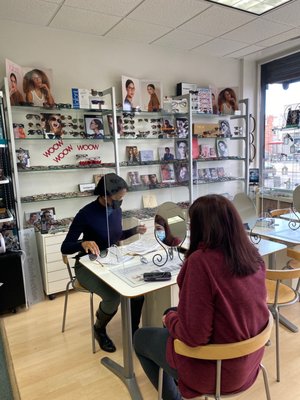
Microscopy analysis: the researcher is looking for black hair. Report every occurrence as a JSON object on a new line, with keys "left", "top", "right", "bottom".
{"left": 94, "top": 173, "right": 128, "bottom": 196}
{"left": 126, "top": 79, "right": 134, "bottom": 89}
{"left": 10, "top": 73, "right": 17, "bottom": 81}
{"left": 147, "top": 84, "right": 155, "bottom": 90}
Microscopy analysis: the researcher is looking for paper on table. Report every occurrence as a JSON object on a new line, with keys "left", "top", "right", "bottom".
{"left": 124, "top": 237, "right": 160, "bottom": 256}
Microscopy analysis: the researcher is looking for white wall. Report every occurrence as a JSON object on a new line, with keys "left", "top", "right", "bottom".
{"left": 0, "top": 20, "right": 242, "bottom": 102}
{"left": 0, "top": 20, "right": 256, "bottom": 217}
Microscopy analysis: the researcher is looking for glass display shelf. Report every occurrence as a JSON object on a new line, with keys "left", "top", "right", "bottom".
{"left": 21, "top": 190, "right": 95, "bottom": 203}
{"left": 17, "top": 163, "right": 115, "bottom": 172}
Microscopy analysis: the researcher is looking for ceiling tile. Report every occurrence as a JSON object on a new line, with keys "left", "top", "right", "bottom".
{"left": 192, "top": 37, "right": 249, "bottom": 57}
{"left": 257, "top": 27, "right": 300, "bottom": 47}
{"left": 50, "top": 5, "right": 121, "bottom": 35}
{"left": 223, "top": 18, "right": 292, "bottom": 44}
{"left": 63, "top": 0, "right": 141, "bottom": 17}
{"left": 0, "top": 0, "right": 58, "bottom": 25}
{"left": 180, "top": 5, "right": 256, "bottom": 37}
{"left": 127, "top": 0, "right": 210, "bottom": 28}
{"left": 227, "top": 45, "right": 266, "bottom": 59}
{"left": 263, "top": 1, "right": 300, "bottom": 27}
{"left": 106, "top": 18, "right": 171, "bottom": 43}
{"left": 152, "top": 29, "right": 213, "bottom": 51}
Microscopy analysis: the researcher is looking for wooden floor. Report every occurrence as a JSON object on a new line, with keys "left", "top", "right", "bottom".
{"left": 2, "top": 290, "right": 300, "bottom": 400}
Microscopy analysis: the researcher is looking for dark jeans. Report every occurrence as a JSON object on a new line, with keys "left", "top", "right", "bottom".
{"left": 134, "top": 327, "right": 181, "bottom": 400}
{"left": 75, "top": 261, "right": 144, "bottom": 333}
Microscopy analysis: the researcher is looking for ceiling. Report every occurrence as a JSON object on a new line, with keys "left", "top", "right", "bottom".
{"left": 1, "top": 0, "right": 300, "bottom": 61}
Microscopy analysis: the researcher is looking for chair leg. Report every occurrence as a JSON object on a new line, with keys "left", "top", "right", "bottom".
{"left": 274, "top": 307, "right": 280, "bottom": 382}
{"left": 61, "top": 280, "right": 72, "bottom": 332}
{"left": 157, "top": 367, "right": 163, "bottom": 400}
{"left": 260, "top": 363, "right": 271, "bottom": 400}
{"left": 89, "top": 292, "right": 96, "bottom": 353}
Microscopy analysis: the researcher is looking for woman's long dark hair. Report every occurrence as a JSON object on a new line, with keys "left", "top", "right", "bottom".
{"left": 186, "top": 194, "right": 262, "bottom": 277}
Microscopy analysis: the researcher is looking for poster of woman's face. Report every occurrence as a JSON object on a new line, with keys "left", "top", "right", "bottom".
{"left": 140, "top": 80, "right": 162, "bottom": 112}
{"left": 121, "top": 76, "right": 141, "bottom": 111}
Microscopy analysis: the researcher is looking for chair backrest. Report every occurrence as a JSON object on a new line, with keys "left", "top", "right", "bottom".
{"left": 269, "top": 208, "right": 291, "bottom": 218}
{"left": 293, "top": 185, "right": 300, "bottom": 212}
{"left": 266, "top": 267, "right": 300, "bottom": 281}
{"left": 174, "top": 311, "right": 273, "bottom": 361}
{"left": 62, "top": 254, "right": 74, "bottom": 281}
{"left": 287, "top": 246, "right": 300, "bottom": 262}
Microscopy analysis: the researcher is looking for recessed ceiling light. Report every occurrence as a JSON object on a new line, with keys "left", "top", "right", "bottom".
{"left": 206, "top": 0, "right": 293, "bottom": 15}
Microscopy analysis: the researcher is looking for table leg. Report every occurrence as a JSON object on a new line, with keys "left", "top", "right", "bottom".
{"left": 101, "top": 296, "right": 143, "bottom": 400}
{"left": 268, "top": 253, "right": 299, "bottom": 333}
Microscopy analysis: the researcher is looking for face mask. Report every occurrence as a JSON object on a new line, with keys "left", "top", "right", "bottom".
{"left": 156, "top": 230, "right": 166, "bottom": 242}
{"left": 112, "top": 199, "right": 123, "bottom": 209}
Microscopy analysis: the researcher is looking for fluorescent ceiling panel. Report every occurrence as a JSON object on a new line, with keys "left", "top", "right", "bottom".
{"left": 206, "top": 0, "right": 293, "bottom": 15}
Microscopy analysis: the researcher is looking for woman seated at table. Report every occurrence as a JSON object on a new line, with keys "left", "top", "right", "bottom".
{"left": 61, "top": 173, "right": 147, "bottom": 353}
{"left": 134, "top": 194, "right": 269, "bottom": 400}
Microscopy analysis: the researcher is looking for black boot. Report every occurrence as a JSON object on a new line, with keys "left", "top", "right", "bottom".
{"left": 131, "top": 296, "right": 144, "bottom": 337}
{"left": 94, "top": 307, "right": 117, "bottom": 353}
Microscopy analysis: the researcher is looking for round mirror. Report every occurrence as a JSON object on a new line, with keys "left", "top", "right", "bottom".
{"left": 154, "top": 201, "right": 186, "bottom": 247}
{"left": 293, "top": 185, "right": 300, "bottom": 212}
{"left": 232, "top": 192, "right": 257, "bottom": 230}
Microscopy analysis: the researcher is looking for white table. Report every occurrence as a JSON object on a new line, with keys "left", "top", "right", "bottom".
{"left": 80, "top": 239, "right": 286, "bottom": 399}
{"left": 80, "top": 252, "right": 181, "bottom": 400}
{"left": 253, "top": 218, "right": 300, "bottom": 244}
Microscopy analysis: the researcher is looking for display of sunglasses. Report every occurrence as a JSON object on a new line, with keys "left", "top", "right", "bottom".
{"left": 13, "top": 123, "right": 24, "bottom": 128}
{"left": 123, "top": 112, "right": 135, "bottom": 118}
{"left": 26, "top": 114, "right": 40, "bottom": 120}
{"left": 60, "top": 115, "right": 72, "bottom": 120}
{"left": 28, "top": 129, "right": 43, "bottom": 135}
{"left": 91, "top": 100, "right": 105, "bottom": 106}
{"left": 43, "top": 102, "right": 72, "bottom": 109}
{"left": 91, "top": 90, "right": 103, "bottom": 97}
{"left": 49, "top": 116, "right": 62, "bottom": 123}
{"left": 123, "top": 125, "right": 135, "bottom": 130}
{"left": 123, "top": 119, "right": 135, "bottom": 124}
{"left": 150, "top": 119, "right": 161, "bottom": 123}
{"left": 56, "top": 103, "right": 72, "bottom": 109}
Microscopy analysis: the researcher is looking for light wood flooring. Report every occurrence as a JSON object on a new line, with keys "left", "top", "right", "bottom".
{"left": 2, "top": 290, "right": 300, "bottom": 400}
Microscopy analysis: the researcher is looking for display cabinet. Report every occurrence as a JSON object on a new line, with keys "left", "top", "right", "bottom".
{"left": 4, "top": 77, "right": 250, "bottom": 295}
{"left": 191, "top": 99, "right": 249, "bottom": 202}
{"left": 258, "top": 123, "right": 300, "bottom": 214}
{"left": 0, "top": 90, "right": 25, "bottom": 311}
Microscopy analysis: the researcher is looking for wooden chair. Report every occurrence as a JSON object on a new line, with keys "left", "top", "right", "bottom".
{"left": 61, "top": 254, "right": 96, "bottom": 353}
{"left": 266, "top": 267, "right": 300, "bottom": 382}
{"left": 158, "top": 311, "right": 273, "bottom": 400}
{"left": 268, "top": 208, "right": 291, "bottom": 218}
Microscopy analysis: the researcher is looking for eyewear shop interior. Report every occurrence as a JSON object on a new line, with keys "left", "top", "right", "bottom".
{"left": 2, "top": 1, "right": 300, "bottom": 399}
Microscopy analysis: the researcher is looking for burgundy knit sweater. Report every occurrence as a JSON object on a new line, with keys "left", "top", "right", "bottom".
{"left": 165, "top": 247, "right": 269, "bottom": 399}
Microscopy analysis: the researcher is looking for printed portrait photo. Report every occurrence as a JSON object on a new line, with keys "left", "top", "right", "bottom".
{"left": 121, "top": 75, "right": 141, "bottom": 112}
{"left": 140, "top": 80, "right": 162, "bottom": 112}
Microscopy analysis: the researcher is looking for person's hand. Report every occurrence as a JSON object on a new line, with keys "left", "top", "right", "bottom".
{"left": 136, "top": 224, "right": 147, "bottom": 235}
{"left": 81, "top": 241, "right": 100, "bottom": 256}
{"left": 9, "top": 87, "right": 17, "bottom": 96}
{"left": 40, "top": 83, "right": 50, "bottom": 95}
